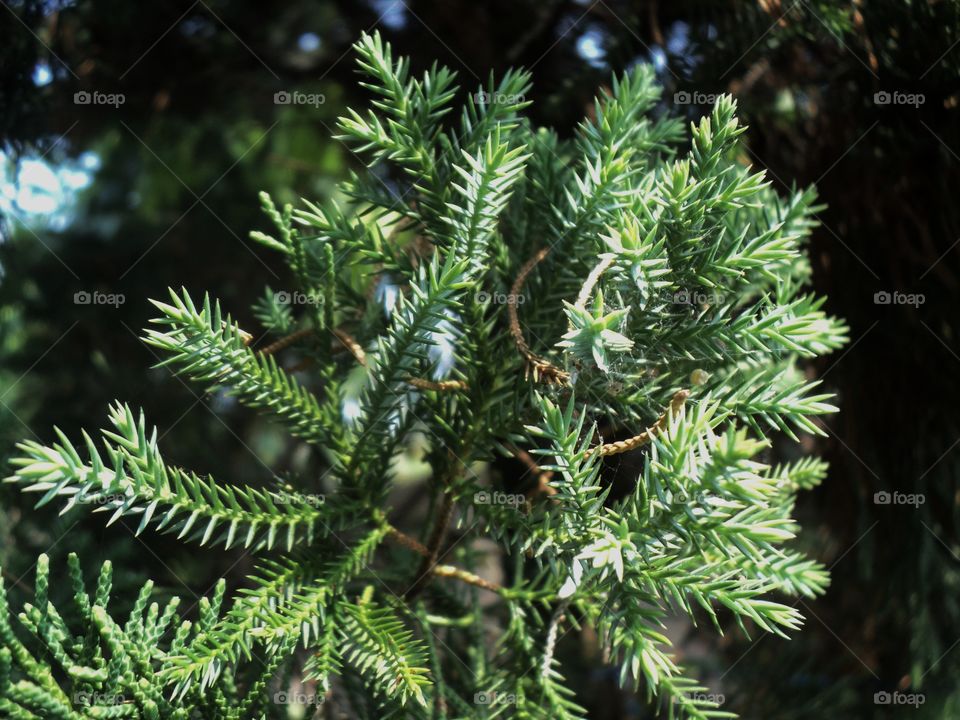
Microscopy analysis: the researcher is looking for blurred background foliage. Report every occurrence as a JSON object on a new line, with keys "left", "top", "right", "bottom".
{"left": 1, "top": 1, "right": 959, "bottom": 717}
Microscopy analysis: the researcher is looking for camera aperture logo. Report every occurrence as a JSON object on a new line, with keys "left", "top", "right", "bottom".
{"left": 274, "top": 90, "right": 326, "bottom": 107}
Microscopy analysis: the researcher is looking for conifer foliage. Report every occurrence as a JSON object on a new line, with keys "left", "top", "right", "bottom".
{"left": 2, "top": 32, "right": 846, "bottom": 719}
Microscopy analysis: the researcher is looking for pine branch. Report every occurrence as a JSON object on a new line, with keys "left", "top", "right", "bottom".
{"left": 164, "top": 527, "right": 385, "bottom": 694}
{"left": 339, "top": 596, "right": 432, "bottom": 708}
{"left": 5, "top": 403, "right": 338, "bottom": 551}
{"left": 0, "top": 554, "right": 271, "bottom": 720}
{"left": 144, "top": 288, "right": 344, "bottom": 450}
{"left": 0, "top": 30, "right": 848, "bottom": 720}
{"left": 343, "top": 255, "right": 469, "bottom": 496}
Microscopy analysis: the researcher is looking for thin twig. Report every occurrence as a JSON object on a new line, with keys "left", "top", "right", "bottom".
{"left": 331, "top": 327, "right": 366, "bottom": 365}
{"left": 333, "top": 327, "right": 467, "bottom": 391}
{"left": 584, "top": 389, "right": 690, "bottom": 458}
{"left": 648, "top": 1, "right": 665, "bottom": 46}
{"left": 431, "top": 564, "right": 502, "bottom": 594}
{"left": 386, "top": 525, "right": 430, "bottom": 556}
{"left": 405, "top": 491, "right": 456, "bottom": 598}
{"left": 509, "top": 248, "right": 570, "bottom": 384}
{"left": 512, "top": 445, "right": 556, "bottom": 497}
{"left": 541, "top": 599, "right": 570, "bottom": 679}
{"left": 258, "top": 327, "right": 314, "bottom": 356}
{"left": 230, "top": 322, "right": 254, "bottom": 346}
{"left": 852, "top": 0, "right": 879, "bottom": 72}
{"left": 573, "top": 254, "right": 616, "bottom": 314}
{"left": 385, "top": 524, "right": 504, "bottom": 593}
{"left": 407, "top": 377, "right": 469, "bottom": 392}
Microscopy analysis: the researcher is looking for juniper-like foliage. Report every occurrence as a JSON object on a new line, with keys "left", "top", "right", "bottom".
{"left": 1, "top": 31, "right": 846, "bottom": 720}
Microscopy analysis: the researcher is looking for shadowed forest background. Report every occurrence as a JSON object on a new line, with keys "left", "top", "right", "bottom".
{"left": 1, "top": 1, "right": 959, "bottom": 717}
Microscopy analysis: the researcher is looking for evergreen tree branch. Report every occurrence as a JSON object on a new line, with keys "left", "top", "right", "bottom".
{"left": 5, "top": 404, "right": 338, "bottom": 551}
{"left": 0, "top": 31, "right": 847, "bottom": 719}
{"left": 144, "top": 289, "right": 344, "bottom": 450}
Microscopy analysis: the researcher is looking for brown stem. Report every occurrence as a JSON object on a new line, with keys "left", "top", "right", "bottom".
{"left": 431, "top": 564, "right": 502, "bottom": 594}
{"left": 386, "top": 525, "right": 429, "bottom": 556}
{"left": 235, "top": 325, "right": 254, "bottom": 346}
{"left": 512, "top": 445, "right": 556, "bottom": 498}
{"left": 385, "top": 524, "right": 503, "bottom": 593}
{"left": 541, "top": 599, "right": 570, "bottom": 679}
{"left": 407, "top": 377, "right": 469, "bottom": 392}
{"left": 584, "top": 389, "right": 690, "bottom": 458}
{"left": 648, "top": 1, "right": 665, "bottom": 46}
{"left": 852, "top": 0, "right": 879, "bottom": 72}
{"left": 333, "top": 327, "right": 466, "bottom": 392}
{"left": 509, "top": 248, "right": 570, "bottom": 384}
{"left": 573, "top": 254, "right": 616, "bottom": 315}
{"left": 331, "top": 327, "right": 367, "bottom": 365}
{"left": 259, "top": 327, "right": 314, "bottom": 356}
{"left": 405, "top": 491, "right": 456, "bottom": 598}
